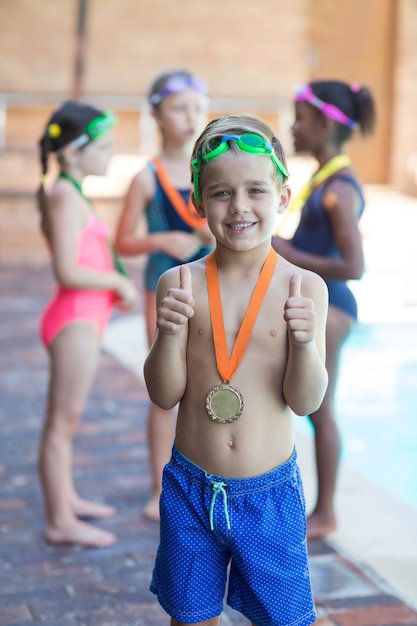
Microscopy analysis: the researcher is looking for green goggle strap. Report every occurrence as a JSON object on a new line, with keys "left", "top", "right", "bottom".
{"left": 191, "top": 133, "right": 288, "bottom": 204}
{"left": 71, "top": 111, "right": 117, "bottom": 149}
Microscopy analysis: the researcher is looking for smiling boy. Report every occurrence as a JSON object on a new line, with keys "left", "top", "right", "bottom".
{"left": 144, "top": 114, "right": 328, "bottom": 626}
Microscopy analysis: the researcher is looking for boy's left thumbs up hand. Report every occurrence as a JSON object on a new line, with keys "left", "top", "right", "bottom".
{"left": 157, "top": 265, "right": 195, "bottom": 334}
{"left": 284, "top": 273, "right": 315, "bottom": 345}
{"left": 288, "top": 272, "right": 302, "bottom": 299}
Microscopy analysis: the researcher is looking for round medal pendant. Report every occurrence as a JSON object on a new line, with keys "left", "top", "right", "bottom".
{"left": 205, "top": 382, "right": 244, "bottom": 423}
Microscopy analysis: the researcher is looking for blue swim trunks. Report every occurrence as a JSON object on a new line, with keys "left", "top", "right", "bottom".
{"left": 150, "top": 444, "right": 316, "bottom": 626}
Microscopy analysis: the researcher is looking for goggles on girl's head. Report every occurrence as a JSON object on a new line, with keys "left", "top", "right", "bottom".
{"left": 191, "top": 133, "right": 289, "bottom": 204}
{"left": 70, "top": 111, "right": 117, "bottom": 149}
{"left": 149, "top": 75, "right": 208, "bottom": 106}
{"left": 295, "top": 84, "right": 357, "bottom": 129}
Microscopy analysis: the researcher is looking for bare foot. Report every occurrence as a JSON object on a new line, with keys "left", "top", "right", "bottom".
{"left": 44, "top": 519, "right": 117, "bottom": 548}
{"left": 143, "top": 495, "right": 160, "bottom": 522}
{"left": 71, "top": 497, "right": 116, "bottom": 520}
{"left": 307, "top": 512, "right": 337, "bottom": 539}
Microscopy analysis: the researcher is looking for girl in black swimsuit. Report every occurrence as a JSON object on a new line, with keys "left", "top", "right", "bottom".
{"left": 272, "top": 80, "right": 376, "bottom": 538}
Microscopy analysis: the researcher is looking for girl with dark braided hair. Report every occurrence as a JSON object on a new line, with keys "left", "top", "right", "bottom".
{"left": 38, "top": 101, "right": 138, "bottom": 547}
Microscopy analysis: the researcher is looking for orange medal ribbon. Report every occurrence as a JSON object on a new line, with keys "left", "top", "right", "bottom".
{"left": 152, "top": 157, "right": 206, "bottom": 230}
{"left": 205, "top": 247, "right": 278, "bottom": 423}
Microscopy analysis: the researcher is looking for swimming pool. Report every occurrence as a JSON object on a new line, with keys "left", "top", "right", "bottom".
{"left": 298, "top": 322, "right": 417, "bottom": 511}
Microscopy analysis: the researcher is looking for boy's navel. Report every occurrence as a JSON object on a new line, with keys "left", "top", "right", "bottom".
{"left": 269, "top": 329, "right": 277, "bottom": 338}
{"left": 227, "top": 439, "right": 235, "bottom": 449}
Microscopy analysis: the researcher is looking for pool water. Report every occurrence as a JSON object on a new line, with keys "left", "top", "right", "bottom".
{"left": 298, "top": 322, "right": 417, "bottom": 511}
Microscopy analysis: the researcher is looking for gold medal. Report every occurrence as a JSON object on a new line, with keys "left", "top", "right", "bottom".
{"left": 205, "top": 249, "right": 278, "bottom": 424}
{"left": 206, "top": 382, "right": 244, "bottom": 423}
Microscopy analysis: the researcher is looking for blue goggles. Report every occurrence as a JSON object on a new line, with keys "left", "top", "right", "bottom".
{"left": 191, "top": 133, "right": 289, "bottom": 204}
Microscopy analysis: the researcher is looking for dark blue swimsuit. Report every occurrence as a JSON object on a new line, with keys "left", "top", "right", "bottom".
{"left": 144, "top": 162, "right": 212, "bottom": 292}
{"left": 291, "top": 174, "right": 365, "bottom": 319}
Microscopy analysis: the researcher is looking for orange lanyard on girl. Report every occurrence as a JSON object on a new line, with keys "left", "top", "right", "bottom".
{"left": 152, "top": 157, "right": 206, "bottom": 230}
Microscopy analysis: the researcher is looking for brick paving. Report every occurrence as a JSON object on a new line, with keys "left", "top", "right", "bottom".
{"left": 1, "top": 263, "right": 417, "bottom": 626}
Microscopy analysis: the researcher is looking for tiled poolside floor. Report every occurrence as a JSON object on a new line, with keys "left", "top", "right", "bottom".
{"left": 1, "top": 262, "right": 417, "bottom": 625}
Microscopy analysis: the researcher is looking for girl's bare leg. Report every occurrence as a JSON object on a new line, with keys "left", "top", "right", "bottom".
{"left": 39, "top": 322, "right": 116, "bottom": 547}
{"left": 307, "top": 305, "right": 354, "bottom": 538}
{"left": 144, "top": 291, "right": 176, "bottom": 521}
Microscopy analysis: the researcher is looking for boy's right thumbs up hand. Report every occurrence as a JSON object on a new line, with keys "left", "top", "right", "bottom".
{"left": 157, "top": 265, "right": 195, "bottom": 334}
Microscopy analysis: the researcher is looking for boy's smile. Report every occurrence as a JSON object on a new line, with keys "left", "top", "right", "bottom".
{"left": 227, "top": 221, "right": 257, "bottom": 232}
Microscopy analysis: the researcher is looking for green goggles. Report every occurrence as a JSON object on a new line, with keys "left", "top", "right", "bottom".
{"left": 71, "top": 111, "right": 117, "bottom": 149}
{"left": 191, "top": 133, "right": 289, "bottom": 204}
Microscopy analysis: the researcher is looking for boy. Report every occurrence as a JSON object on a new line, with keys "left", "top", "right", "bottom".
{"left": 144, "top": 114, "right": 328, "bottom": 626}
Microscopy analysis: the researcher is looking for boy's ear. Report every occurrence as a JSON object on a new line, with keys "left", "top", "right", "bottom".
{"left": 192, "top": 192, "right": 205, "bottom": 217}
{"left": 278, "top": 185, "right": 291, "bottom": 214}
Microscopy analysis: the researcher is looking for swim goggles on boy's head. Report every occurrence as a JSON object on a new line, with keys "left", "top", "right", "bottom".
{"left": 295, "top": 84, "right": 357, "bottom": 129}
{"left": 149, "top": 75, "right": 208, "bottom": 106}
{"left": 69, "top": 111, "right": 117, "bottom": 149}
{"left": 191, "top": 133, "right": 289, "bottom": 204}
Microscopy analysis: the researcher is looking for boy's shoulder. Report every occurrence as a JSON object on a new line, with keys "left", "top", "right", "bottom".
{"left": 157, "top": 256, "right": 208, "bottom": 291}
{"left": 276, "top": 256, "right": 327, "bottom": 297}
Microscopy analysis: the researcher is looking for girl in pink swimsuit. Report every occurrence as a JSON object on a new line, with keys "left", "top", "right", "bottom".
{"left": 40, "top": 212, "right": 115, "bottom": 346}
{"left": 37, "top": 101, "right": 138, "bottom": 548}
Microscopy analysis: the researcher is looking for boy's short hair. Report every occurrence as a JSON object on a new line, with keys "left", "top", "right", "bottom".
{"left": 191, "top": 114, "right": 289, "bottom": 202}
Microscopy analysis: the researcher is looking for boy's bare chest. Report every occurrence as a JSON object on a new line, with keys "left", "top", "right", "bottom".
{"left": 191, "top": 285, "right": 286, "bottom": 352}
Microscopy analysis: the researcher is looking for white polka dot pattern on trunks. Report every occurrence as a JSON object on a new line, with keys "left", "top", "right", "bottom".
{"left": 150, "top": 444, "right": 317, "bottom": 626}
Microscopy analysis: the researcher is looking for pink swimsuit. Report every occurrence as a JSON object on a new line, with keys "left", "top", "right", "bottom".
{"left": 40, "top": 212, "right": 116, "bottom": 347}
